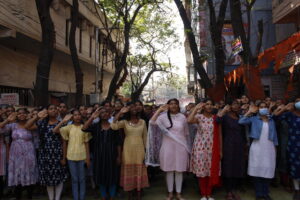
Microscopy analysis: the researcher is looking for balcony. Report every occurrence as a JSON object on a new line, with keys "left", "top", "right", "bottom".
{"left": 272, "top": 0, "right": 300, "bottom": 24}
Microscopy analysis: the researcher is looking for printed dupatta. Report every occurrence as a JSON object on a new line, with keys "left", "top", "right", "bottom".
{"left": 209, "top": 115, "right": 221, "bottom": 187}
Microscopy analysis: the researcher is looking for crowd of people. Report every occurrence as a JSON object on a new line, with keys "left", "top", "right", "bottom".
{"left": 0, "top": 96, "right": 299, "bottom": 200}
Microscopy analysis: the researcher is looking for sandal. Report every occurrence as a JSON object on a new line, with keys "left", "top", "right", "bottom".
{"left": 176, "top": 193, "right": 185, "bottom": 200}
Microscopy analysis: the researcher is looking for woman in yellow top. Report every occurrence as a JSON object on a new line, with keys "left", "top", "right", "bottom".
{"left": 111, "top": 102, "right": 149, "bottom": 200}
{"left": 53, "top": 109, "right": 91, "bottom": 200}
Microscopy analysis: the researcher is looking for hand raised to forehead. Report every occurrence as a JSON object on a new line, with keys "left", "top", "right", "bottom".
{"left": 38, "top": 109, "right": 48, "bottom": 119}
{"left": 120, "top": 106, "right": 130, "bottom": 114}
{"left": 159, "top": 104, "right": 169, "bottom": 112}
{"left": 7, "top": 112, "right": 17, "bottom": 122}
{"left": 62, "top": 114, "right": 73, "bottom": 123}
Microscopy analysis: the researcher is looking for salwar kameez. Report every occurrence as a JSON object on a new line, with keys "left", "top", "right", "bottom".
{"left": 111, "top": 120, "right": 149, "bottom": 191}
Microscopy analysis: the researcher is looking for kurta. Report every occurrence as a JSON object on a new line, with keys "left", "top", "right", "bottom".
{"left": 0, "top": 123, "right": 38, "bottom": 186}
{"left": 278, "top": 112, "right": 300, "bottom": 179}
{"left": 248, "top": 122, "right": 276, "bottom": 178}
{"left": 37, "top": 120, "right": 68, "bottom": 186}
{"left": 218, "top": 115, "right": 246, "bottom": 178}
{"left": 60, "top": 124, "right": 91, "bottom": 161}
{"left": 84, "top": 123, "right": 121, "bottom": 186}
{"left": 111, "top": 120, "right": 149, "bottom": 191}
{"left": 156, "top": 113, "right": 189, "bottom": 172}
{"left": 0, "top": 134, "right": 6, "bottom": 176}
{"left": 190, "top": 114, "right": 215, "bottom": 177}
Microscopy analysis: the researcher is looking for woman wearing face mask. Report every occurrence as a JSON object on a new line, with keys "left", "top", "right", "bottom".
{"left": 188, "top": 99, "right": 221, "bottom": 200}
{"left": 0, "top": 108, "right": 38, "bottom": 200}
{"left": 239, "top": 102, "right": 278, "bottom": 200}
{"left": 149, "top": 99, "right": 190, "bottom": 200}
{"left": 273, "top": 98, "right": 300, "bottom": 200}
{"left": 25, "top": 105, "right": 68, "bottom": 200}
{"left": 111, "top": 103, "right": 149, "bottom": 200}
{"left": 217, "top": 100, "right": 246, "bottom": 200}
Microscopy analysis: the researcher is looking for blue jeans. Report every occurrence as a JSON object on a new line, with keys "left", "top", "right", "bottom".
{"left": 100, "top": 185, "right": 117, "bottom": 198}
{"left": 253, "top": 177, "right": 270, "bottom": 198}
{"left": 68, "top": 160, "right": 86, "bottom": 200}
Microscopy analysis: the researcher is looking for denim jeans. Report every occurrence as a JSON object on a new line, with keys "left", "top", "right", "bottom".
{"left": 68, "top": 160, "right": 86, "bottom": 200}
{"left": 100, "top": 184, "right": 117, "bottom": 198}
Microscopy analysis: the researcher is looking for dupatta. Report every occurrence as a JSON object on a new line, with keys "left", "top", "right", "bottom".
{"left": 145, "top": 113, "right": 192, "bottom": 167}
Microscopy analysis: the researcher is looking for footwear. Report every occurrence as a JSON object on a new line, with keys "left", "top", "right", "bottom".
{"left": 226, "top": 192, "right": 234, "bottom": 200}
{"left": 232, "top": 192, "right": 241, "bottom": 200}
{"left": 207, "top": 197, "right": 214, "bottom": 200}
{"left": 264, "top": 195, "right": 273, "bottom": 200}
{"left": 293, "top": 191, "right": 300, "bottom": 200}
{"left": 200, "top": 197, "right": 207, "bottom": 200}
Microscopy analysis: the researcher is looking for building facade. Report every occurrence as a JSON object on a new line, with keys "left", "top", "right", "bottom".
{"left": 185, "top": 0, "right": 290, "bottom": 100}
{"left": 0, "top": 0, "right": 122, "bottom": 106}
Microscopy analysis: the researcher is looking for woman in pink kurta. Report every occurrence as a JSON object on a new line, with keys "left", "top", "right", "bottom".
{"left": 150, "top": 99, "right": 190, "bottom": 200}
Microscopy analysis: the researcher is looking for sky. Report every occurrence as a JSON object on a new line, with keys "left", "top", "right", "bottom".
{"left": 167, "top": 2, "right": 187, "bottom": 76}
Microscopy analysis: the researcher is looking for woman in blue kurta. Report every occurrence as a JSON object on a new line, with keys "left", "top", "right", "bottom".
{"left": 273, "top": 99, "right": 300, "bottom": 200}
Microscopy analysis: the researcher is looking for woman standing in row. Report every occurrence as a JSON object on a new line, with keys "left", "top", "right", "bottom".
{"left": 150, "top": 99, "right": 190, "bottom": 200}
{"left": 187, "top": 99, "right": 222, "bottom": 200}
{"left": 0, "top": 108, "right": 38, "bottom": 199}
{"left": 239, "top": 103, "right": 278, "bottom": 200}
{"left": 217, "top": 101, "right": 246, "bottom": 200}
{"left": 83, "top": 107, "right": 122, "bottom": 200}
{"left": 273, "top": 99, "right": 300, "bottom": 200}
{"left": 25, "top": 105, "right": 68, "bottom": 200}
{"left": 111, "top": 103, "right": 149, "bottom": 200}
{"left": 54, "top": 110, "right": 91, "bottom": 200}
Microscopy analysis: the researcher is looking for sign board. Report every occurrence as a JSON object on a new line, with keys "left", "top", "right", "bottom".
{"left": 231, "top": 36, "right": 243, "bottom": 56}
{"left": 222, "top": 24, "right": 248, "bottom": 65}
{"left": 0, "top": 93, "right": 19, "bottom": 105}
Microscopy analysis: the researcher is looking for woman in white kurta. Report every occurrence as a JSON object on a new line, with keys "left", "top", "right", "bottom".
{"left": 239, "top": 103, "right": 277, "bottom": 200}
{"left": 150, "top": 99, "right": 190, "bottom": 200}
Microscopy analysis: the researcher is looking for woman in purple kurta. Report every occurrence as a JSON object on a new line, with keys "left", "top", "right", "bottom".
{"left": 149, "top": 99, "right": 190, "bottom": 200}
{"left": 0, "top": 108, "right": 38, "bottom": 199}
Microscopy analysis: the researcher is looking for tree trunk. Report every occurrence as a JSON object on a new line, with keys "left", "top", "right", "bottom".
{"left": 207, "top": 0, "right": 228, "bottom": 84}
{"left": 131, "top": 69, "right": 157, "bottom": 101}
{"left": 34, "top": 0, "right": 55, "bottom": 106}
{"left": 69, "top": 0, "right": 83, "bottom": 105}
{"left": 174, "top": 0, "right": 212, "bottom": 89}
{"left": 105, "top": 23, "right": 131, "bottom": 102}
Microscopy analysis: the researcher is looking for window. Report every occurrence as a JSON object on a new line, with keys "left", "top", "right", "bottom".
{"left": 79, "top": 28, "right": 82, "bottom": 53}
{"left": 89, "top": 36, "right": 92, "bottom": 58}
{"left": 65, "top": 20, "right": 69, "bottom": 46}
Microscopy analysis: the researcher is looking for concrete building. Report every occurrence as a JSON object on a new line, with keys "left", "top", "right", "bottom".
{"left": 0, "top": 0, "right": 122, "bottom": 106}
{"left": 185, "top": 0, "right": 292, "bottom": 100}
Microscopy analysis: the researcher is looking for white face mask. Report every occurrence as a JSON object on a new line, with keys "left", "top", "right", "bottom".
{"left": 259, "top": 108, "right": 269, "bottom": 116}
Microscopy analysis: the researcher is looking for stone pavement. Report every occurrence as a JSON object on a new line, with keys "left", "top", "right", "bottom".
{"left": 4, "top": 174, "right": 293, "bottom": 200}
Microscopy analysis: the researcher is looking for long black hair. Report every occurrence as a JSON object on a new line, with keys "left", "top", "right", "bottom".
{"left": 123, "top": 102, "right": 140, "bottom": 121}
{"left": 166, "top": 98, "right": 180, "bottom": 129}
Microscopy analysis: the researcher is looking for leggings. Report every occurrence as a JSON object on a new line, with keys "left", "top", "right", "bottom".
{"left": 0, "top": 176, "right": 3, "bottom": 199}
{"left": 166, "top": 171, "right": 183, "bottom": 193}
{"left": 198, "top": 177, "right": 212, "bottom": 196}
{"left": 46, "top": 182, "right": 64, "bottom": 200}
{"left": 224, "top": 177, "right": 241, "bottom": 193}
{"left": 14, "top": 185, "right": 33, "bottom": 200}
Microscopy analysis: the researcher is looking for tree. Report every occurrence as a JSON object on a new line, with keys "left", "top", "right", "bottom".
{"left": 34, "top": 0, "right": 55, "bottom": 106}
{"left": 95, "top": 0, "right": 154, "bottom": 101}
{"left": 229, "top": 0, "right": 263, "bottom": 65}
{"left": 69, "top": 0, "right": 84, "bottom": 105}
{"left": 174, "top": 0, "right": 213, "bottom": 89}
{"left": 207, "top": 0, "right": 228, "bottom": 84}
{"left": 128, "top": 3, "right": 178, "bottom": 101}
{"left": 128, "top": 53, "right": 172, "bottom": 101}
